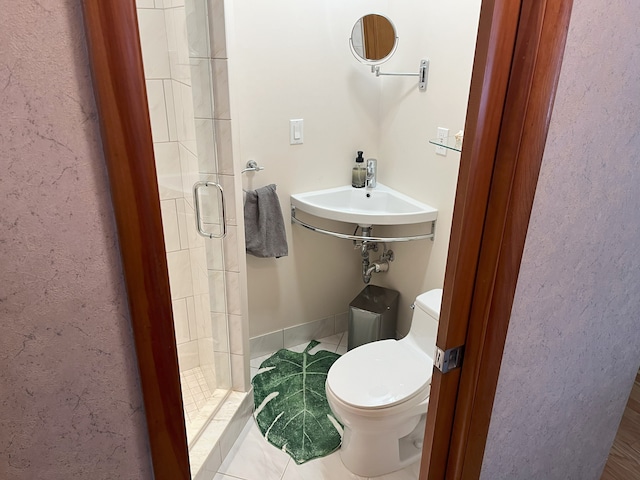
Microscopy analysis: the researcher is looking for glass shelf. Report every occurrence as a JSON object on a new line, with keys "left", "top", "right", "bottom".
{"left": 429, "top": 136, "right": 463, "bottom": 153}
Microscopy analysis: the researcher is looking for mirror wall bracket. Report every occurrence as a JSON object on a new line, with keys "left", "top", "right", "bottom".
{"left": 372, "top": 59, "right": 429, "bottom": 91}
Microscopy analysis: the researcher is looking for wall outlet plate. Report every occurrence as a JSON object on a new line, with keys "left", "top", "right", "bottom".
{"left": 436, "top": 127, "right": 448, "bottom": 156}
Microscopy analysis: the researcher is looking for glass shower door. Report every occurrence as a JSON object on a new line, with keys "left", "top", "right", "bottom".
{"left": 135, "top": 0, "right": 231, "bottom": 446}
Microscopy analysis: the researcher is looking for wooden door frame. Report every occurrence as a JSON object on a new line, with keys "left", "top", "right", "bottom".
{"left": 421, "top": 0, "right": 573, "bottom": 478}
{"left": 362, "top": 14, "right": 396, "bottom": 61}
{"left": 81, "top": 2, "right": 190, "bottom": 478}
{"left": 81, "top": 0, "right": 573, "bottom": 478}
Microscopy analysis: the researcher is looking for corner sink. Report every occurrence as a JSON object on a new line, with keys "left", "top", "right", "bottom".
{"left": 290, "top": 184, "right": 437, "bottom": 227}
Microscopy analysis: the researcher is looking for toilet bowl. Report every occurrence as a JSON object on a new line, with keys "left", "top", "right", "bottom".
{"left": 326, "top": 289, "right": 442, "bottom": 477}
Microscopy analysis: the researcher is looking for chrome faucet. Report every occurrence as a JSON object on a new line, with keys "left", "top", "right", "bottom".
{"left": 366, "top": 158, "right": 377, "bottom": 188}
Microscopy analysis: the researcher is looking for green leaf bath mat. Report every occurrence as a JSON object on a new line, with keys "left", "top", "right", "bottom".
{"left": 252, "top": 340, "right": 343, "bottom": 464}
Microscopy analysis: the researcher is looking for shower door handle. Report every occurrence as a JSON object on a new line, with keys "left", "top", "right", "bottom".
{"left": 193, "top": 181, "right": 227, "bottom": 239}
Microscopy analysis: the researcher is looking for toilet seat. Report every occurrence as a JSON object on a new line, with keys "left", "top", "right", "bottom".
{"left": 327, "top": 339, "right": 433, "bottom": 410}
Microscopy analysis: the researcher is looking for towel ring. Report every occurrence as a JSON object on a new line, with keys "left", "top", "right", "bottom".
{"left": 241, "top": 160, "right": 264, "bottom": 174}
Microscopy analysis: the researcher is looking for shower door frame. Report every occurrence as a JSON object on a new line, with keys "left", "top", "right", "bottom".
{"left": 81, "top": 0, "right": 572, "bottom": 478}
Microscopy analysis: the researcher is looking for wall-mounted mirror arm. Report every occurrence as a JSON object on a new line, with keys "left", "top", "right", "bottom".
{"left": 372, "top": 59, "right": 429, "bottom": 91}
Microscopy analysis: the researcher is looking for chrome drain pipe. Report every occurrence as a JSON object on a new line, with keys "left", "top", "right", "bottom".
{"left": 365, "top": 250, "right": 394, "bottom": 277}
{"left": 358, "top": 227, "right": 393, "bottom": 284}
{"left": 360, "top": 227, "right": 373, "bottom": 283}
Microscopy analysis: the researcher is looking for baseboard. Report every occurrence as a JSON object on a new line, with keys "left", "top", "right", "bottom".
{"left": 250, "top": 312, "right": 348, "bottom": 359}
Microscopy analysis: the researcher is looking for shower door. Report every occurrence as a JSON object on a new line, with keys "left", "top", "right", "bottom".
{"left": 135, "top": 0, "right": 231, "bottom": 446}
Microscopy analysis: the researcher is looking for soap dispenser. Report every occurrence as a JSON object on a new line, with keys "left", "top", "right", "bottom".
{"left": 352, "top": 151, "right": 366, "bottom": 188}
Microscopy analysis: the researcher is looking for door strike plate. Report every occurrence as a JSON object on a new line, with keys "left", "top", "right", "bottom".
{"left": 434, "top": 345, "right": 464, "bottom": 374}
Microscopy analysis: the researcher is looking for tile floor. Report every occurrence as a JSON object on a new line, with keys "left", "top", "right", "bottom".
{"left": 249, "top": 332, "right": 349, "bottom": 380}
{"left": 181, "top": 366, "right": 228, "bottom": 444}
{"left": 202, "top": 333, "right": 421, "bottom": 480}
{"left": 181, "top": 367, "right": 215, "bottom": 422}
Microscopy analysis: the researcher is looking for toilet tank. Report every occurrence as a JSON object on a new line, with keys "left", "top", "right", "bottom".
{"left": 404, "top": 289, "right": 442, "bottom": 357}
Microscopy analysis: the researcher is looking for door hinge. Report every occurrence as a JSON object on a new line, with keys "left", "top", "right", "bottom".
{"left": 434, "top": 345, "right": 464, "bottom": 374}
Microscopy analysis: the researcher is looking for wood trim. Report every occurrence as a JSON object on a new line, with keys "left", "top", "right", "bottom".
{"left": 454, "top": 1, "right": 573, "bottom": 477}
{"left": 363, "top": 14, "right": 396, "bottom": 61}
{"left": 421, "top": 0, "right": 573, "bottom": 478}
{"left": 81, "top": 2, "right": 190, "bottom": 479}
{"left": 421, "top": 1, "right": 523, "bottom": 477}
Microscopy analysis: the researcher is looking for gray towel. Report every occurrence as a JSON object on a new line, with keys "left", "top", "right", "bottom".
{"left": 244, "top": 184, "right": 288, "bottom": 258}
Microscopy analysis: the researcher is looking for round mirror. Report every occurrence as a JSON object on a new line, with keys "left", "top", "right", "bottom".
{"left": 349, "top": 14, "right": 398, "bottom": 64}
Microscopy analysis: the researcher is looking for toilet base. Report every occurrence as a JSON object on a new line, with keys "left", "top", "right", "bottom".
{"left": 339, "top": 414, "right": 426, "bottom": 477}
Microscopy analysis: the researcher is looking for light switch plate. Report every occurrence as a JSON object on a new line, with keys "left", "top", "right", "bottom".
{"left": 290, "top": 119, "right": 304, "bottom": 145}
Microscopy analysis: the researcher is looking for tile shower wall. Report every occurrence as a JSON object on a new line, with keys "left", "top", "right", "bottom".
{"left": 206, "top": 0, "right": 250, "bottom": 393}
{"left": 136, "top": 0, "right": 246, "bottom": 392}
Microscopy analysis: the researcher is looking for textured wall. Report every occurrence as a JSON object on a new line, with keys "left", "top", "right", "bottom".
{"left": 0, "top": 2, "right": 152, "bottom": 479}
{"left": 480, "top": 0, "right": 640, "bottom": 478}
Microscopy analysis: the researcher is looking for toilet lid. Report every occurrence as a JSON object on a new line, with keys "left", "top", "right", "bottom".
{"left": 327, "top": 340, "right": 432, "bottom": 409}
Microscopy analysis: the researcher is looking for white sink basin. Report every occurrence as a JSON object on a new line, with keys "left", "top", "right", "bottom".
{"left": 290, "top": 184, "right": 437, "bottom": 227}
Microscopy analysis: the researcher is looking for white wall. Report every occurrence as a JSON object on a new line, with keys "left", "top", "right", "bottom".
{"left": 480, "top": 0, "right": 640, "bottom": 478}
{"left": 227, "top": 0, "right": 379, "bottom": 338}
{"left": 226, "top": 1, "right": 481, "bottom": 338}
{"left": 374, "top": 0, "right": 481, "bottom": 334}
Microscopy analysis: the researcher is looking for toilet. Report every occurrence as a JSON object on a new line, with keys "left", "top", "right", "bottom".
{"left": 326, "top": 289, "right": 442, "bottom": 477}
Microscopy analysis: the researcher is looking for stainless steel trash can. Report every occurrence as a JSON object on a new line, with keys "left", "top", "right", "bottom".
{"left": 348, "top": 285, "right": 399, "bottom": 350}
